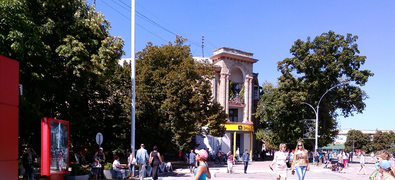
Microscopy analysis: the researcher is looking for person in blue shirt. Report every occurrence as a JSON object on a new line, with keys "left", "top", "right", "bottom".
{"left": 188, "top": 149, "right": 196, "bottom": 173}
{"left": 242, "top": 149, "right": 250, "bottom": 174}
{"left": 136, "top": 143, "right": 149, "bottom": 180}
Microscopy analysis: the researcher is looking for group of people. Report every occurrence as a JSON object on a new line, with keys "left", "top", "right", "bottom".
{"left": 91, "top": 144, "right": 163, "bottom": 180}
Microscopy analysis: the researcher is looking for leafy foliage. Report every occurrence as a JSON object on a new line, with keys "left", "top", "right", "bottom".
{"left": 0, "top": 0, "right": 125, "bottom": 151}
{"left": 134, "top": 37, "right": 227, "bottom": 153}
{"left": 255, "top": 31, "right": 373, "bottom": 149}
{"left": 344, "top": 130, "right": 370, "bottom": 152}
{"left": 70, "top": 164, "right": 89, "bottom": 176}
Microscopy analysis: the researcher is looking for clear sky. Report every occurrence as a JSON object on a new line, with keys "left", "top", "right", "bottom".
{"left": 92, "top": 0, "right": 395, "bottom": 131}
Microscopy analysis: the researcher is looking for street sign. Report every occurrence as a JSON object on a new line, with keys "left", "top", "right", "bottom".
{"left": 96, "top": 132, "right": 103, "bottom": 146}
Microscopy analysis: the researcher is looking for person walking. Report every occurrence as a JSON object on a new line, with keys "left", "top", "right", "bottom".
{"left": 91, "top": 150, "right": 100, "bottom": 180}
{"left": 127, "top": 149, "right": 135, "bottom": 179}
{"left": 270, "top": 143, "right": 288, "bottom": 180}
{"left": 22, "top": 148, "right": 33, "bottom": 180}
{"left": 242, "top": 149, "right": 250, "bottom": 174}
{"left": 149, "top": 146, "right": 163, "bottom": 180}
{"left": 193, "top": 149, "right": 211, "bottom": 180}
{"left": 97, "top": 147, "right": 106, "bottom": 178}
{"left": 136, "top": 143, "right": 149, "bottom": 180}
{"left": 188, "top": 149, "right": 196, "bottom": 174}
{"left": 236, "top": 147, "right": 240, "bottom": 162}
{"left": 226, "top": 151, "right": 234, "bottom": 173}
{"left": 342, "top": 151, "right": 348, "bottom": 168}
{"left": 291, "top": 141, "right": 309, "bottom": 180}
{"left": 357, "top": 151, "right": 367, "bottom": 175}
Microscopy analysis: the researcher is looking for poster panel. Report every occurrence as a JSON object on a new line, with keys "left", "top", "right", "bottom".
{"left": 41, "top": 117, "right": 69, "bottom": 175}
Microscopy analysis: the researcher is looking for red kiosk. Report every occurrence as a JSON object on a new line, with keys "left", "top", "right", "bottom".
{"left": 0, "top": 55, "right": 19, "bottom": 179}
{"left": 41, "top": 117, "right": 69, "bottom": 180}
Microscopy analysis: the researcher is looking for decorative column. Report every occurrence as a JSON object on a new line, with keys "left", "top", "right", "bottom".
{"left": 233, "top": 131, "right": 236, "bottom": 158}
{"left": 220, "top": 73, "right": 228, "bottom": 113}
{"left": 243, "top": 76, "right": 252, "bottom": 122}
{"left": 225, "top": 74, "right": 229, "bottom": 115}
{"left": 248, "top": 77, "right": 253, "bottom": 122}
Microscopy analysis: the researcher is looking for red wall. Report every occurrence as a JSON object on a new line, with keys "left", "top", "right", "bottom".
{"left": 0, "top": 55, "right": 19, "bottom": 179}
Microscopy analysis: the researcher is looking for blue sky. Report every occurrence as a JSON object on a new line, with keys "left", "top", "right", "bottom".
{"left": 92, "top": 0, "right": 395, "bottom": 131}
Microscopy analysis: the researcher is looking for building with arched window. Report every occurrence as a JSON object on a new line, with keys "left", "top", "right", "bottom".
{"left": 194, "top": 47, "right": 260, "bottom": 159}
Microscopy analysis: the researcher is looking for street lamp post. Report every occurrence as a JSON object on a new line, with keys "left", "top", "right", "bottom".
{"left": 302, "top": 83, "right": 347, "bottom": 152}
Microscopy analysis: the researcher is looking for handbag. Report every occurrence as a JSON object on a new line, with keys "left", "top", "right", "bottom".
{"left": 92, "top": 161, "right": 102, "bottom": 168}
{"left": 132, "top": 158, "right": 137, "bottom": 165}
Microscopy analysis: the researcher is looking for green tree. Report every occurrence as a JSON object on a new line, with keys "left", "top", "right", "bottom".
{"left": 135, "top": 37, "right": 227, "bottom": 153}
{"left": 256, "top": 31, "right": 374, "bottom": 149}
{"left": 344, "top": 130, "right": 370, "bottom": 152}
{"left": 372, "top": 131, "right": 387, "bottom": 151}
{"left": 0, "top": 0, "right": 124, "bottom": 151}
{"left": 383, "top": 131, "right": 395, "bottom": 149}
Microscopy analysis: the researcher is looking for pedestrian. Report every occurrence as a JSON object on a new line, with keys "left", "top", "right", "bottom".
{"left": 378, "top": 160, "right": 395, "bottom": 180}
{"left": 136, "top": 143, "right": 149, "bottom": 180}
{"left": 22, "top": 148, "right": 33, "bottom": 180}
{"left": 81, "top": 148, "right": 87, "bottom": 164}
{"left": 357, "top": 151, "right": 366, "bottom": 175}
{"left": 337, "top": 150, "right": 343, "bottom": 170}
{"left": 342, "top": 151, "right": 348, "bottom": 168}
{"left": 193, "top": 149, "right": 211, "bottom": 180}
{"left": 371, "top": 152, "right": 375, "bottom": 163}
{"left": 226, "top": 151, "right": 234, "bottom": 173}
{"left": 291, "top": 141, "right": 309, "bottom": 180}
{"left": 236, "top": 147, "right": 240, "bottom": 161}
{"left": 242, "top": 149, "right": 250, "bottom": 174}
{"left": 91, "top": 150, "right": 100, "bottom": 180}
{"left": 127, "top": 149, "right": 135, "bottom": 179}
{"left": 289, "top": 149, "right": 294, "bottom": 165}
{"left": 149, "top": 145, "right": 163, "bottom": 180}
{"left": 97, "top": 147, "right": 106, "bottom": 178}
{"left": 188, "top": 149, "right": 196, "bottom": 174}
{"left": 314, "top": 150, "right": 319, "bottom": 166}
{"left": 270, "top": 143, "right": 288, "bottom": 180}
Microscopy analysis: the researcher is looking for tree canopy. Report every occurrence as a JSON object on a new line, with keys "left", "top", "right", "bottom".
{"left": 344, "top": 130, "right": 370, "bottom": 152}
{"left": 0, "top": 0, "right": 125, "bottom": 151}
{"left": 256, "top": 31, "right": 374, "bottom": 149}
{"left": 135, "top": 37, "right": 227, "bottom": 153}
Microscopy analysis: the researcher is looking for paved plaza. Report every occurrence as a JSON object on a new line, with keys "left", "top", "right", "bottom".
{"left": 154, "top": 157, "right": 377, "bottom": 180}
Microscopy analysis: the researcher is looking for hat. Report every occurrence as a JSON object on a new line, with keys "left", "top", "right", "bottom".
{"left": 379, "top": 160, "right": 392, "bottom": 170}
{"left": 195, "top": 149, "right": 208, "bottom": 160}
{"left": 99, "top": 147, "right": 103, "bottom": 150}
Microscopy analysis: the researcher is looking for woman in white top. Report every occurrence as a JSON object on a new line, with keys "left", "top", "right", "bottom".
{"left": 270, "top": 143, "right": 288, "bottom": 180}
{"left": 357, "top": 151, "right": 366, "bottom": 175}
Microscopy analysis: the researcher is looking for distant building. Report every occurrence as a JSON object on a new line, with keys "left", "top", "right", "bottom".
{"left": 194, "top": 47, "right": 260, "bottom": 159}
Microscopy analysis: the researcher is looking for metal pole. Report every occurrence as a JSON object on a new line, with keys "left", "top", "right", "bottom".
{"left": 315, "top": 106, "right": 319, "bottom": 151}
{"left": 131, "top": 0, "right": 136, "bottom": 156}
{"left": 302, "top": 82, "right": 348, "bottom": 152}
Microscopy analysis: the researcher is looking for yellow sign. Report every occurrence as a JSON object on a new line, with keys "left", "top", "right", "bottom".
{"left": 224, "top": 124, "right": 254, "bottom": 132}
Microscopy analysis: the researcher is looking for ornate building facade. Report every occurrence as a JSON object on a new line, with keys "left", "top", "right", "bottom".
{"left": 194, "top": 47, "right": 260, "bottom": 159}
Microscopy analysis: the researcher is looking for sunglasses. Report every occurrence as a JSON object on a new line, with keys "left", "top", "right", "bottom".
{"left": 298, "top": 145, "right": 302, "bottom": 146}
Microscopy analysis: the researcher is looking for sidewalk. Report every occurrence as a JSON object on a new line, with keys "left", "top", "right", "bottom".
{"left": 154, "top": 158, "right": 376, "bottom": 180}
